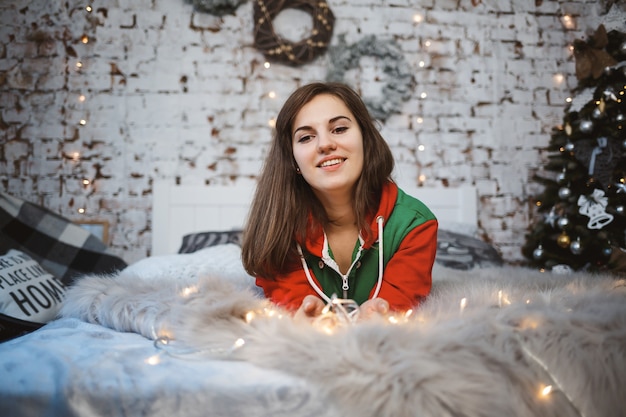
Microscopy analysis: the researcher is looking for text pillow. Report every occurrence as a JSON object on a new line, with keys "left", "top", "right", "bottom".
{"left": 0, "top": 250, "right": 66, "bottom": 324}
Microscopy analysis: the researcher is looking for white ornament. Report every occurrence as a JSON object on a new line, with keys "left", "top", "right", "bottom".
{"left": 577, "top": 189, "right": 614, "bottom": 229}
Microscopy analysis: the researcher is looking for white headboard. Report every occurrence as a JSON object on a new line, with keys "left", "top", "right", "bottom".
{"left": 151, "top": 181, "right": 477, "bottom": 256}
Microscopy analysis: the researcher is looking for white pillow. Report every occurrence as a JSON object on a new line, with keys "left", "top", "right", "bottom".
{"left": 0, "top": 250, "right": 67, "bottom": 323}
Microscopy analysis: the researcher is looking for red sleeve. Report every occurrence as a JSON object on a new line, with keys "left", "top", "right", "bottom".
{"left": 256, "top": 270, "right": 320, "bottom": 312}
{"left": 372, "top": 219, "right": 438, "bottom": 311}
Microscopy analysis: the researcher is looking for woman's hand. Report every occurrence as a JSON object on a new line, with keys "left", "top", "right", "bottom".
{"left": 359, "top": 298, "right": 389, "bottom": 321}
{"left": 294, "top": 295, "right": 326, "bottom": 322}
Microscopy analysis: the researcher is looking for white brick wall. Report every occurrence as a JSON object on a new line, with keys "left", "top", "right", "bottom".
{"left": 0, "top": 0, "right": 619, "bottom": 264}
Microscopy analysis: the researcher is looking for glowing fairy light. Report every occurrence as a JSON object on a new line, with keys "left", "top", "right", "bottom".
{"left": 78, "top": 207, "right": 86, "bottom": 214}
{"left": 268, "top": 118, "right": 276, "bottom": 128}
{"left": 233, "top": 338, "right": 245, "bottom": 349}
{"left": 82, "top": 179, "right": 90, "bottom": 186}
{"left": 245, "top": 311, "right": 256, "bottom": 323}
{"left": 180, "top": 286, "right": 198, "bottom": 297}
{"left": 424, "top": 40, "right": 431, "bottom": 48}
{"left": 416, "top": 117, "right": 423, "bottom": 124}
{"left": 78, "top": 94, "right": 86, "bottom": 102}
{"left": 418, "top": 60, "right": 425, "bottom": 68}
{"left": 417, "top": 144, "right": 425, "bottom": 151}
{"left": 459, "top": 298, "right": 467, "bottom": 315}
{"left": 565, "top": 97, "right": 572, "bottom": 103}
{"left": 85, "top": 5, "right": 92, "bottom": 12}
{"left": 560, "top": 15, "right": 575, "bottom": 29}
{"left": 420, "top": 92, "right": 428, "bottom": 99}
{"left": 81, "top": 35, "right": 89, "bottom": 44}
{"left": 145, "top": 355, "right": 161, "bottom": 365}
{"left": 413, "top": 14, "right": 423, "bottom": 23}
{"left": 418, "top": 174, "right": 426, "bottom": 183}
{"left": 268, "top": 91, "right": 276, "bottom": 99}
{"left": 79, "top": 119, "right": 87, "bottom": 126}
{"left": 76, "top": 61, "right": 83, "bottom": 70}
{"left": 264, "top": 61, "right": 271, "bottom": 69}
{"left": 552, "top": 73, "right": 564, "bottom": 86}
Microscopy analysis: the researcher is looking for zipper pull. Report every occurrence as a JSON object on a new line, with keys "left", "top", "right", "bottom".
{"left": 341, "top": 274, "right": 349, "bottom": 291}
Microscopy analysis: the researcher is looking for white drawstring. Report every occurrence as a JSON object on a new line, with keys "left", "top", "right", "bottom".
{"left": 298, "top": 243, "right": 333, "bottom": 304}
{"left": 298, "top": 215, "right": 385, "bottom": 303}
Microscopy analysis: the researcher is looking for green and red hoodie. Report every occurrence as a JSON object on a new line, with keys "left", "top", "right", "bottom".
{"left": 256, "top": 181, "right": 438, "bottom": 312}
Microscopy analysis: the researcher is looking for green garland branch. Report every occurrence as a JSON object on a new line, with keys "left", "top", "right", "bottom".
{"left": 253, "top": 0, "right": 335, "bottom": 66}
{"left": 191, "top": 0, "right": 248, "bottom": 16}
{"left": 326, "top": 35, "right": 415, "bottom": 121}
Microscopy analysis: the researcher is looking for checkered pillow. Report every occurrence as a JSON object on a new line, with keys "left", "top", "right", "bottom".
{"left": 0, "top": 192, "right": 127, "bottom": 286}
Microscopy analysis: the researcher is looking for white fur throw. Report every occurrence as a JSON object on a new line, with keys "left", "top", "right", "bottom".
{"left": 61, "top": 245, "right": 626, "bottom": 417}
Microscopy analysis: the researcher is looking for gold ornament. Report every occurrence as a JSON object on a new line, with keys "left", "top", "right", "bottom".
{"left": 557, "top": 232, "right": 571, "bottom": 248}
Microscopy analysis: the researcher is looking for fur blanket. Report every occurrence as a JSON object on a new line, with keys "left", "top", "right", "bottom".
{"left": 60, "top": 245, "right": 626, "bottom": 417}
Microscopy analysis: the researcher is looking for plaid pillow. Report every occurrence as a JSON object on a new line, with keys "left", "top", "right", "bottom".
{"left": 0, "top": 192, "right": 127, "bottom": 286}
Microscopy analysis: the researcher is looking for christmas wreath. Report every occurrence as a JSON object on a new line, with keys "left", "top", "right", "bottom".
{"left": 253, "top": 0, "right": 335, "bottom": 66}
{"left": 326, "top": 35, "right": 415, "bottom": 121}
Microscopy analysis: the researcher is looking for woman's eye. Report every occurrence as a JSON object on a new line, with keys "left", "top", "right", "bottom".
{"left": 334, "top": 126, "right": 348, "bottom": 134}
{"left": 297, "top": 135, "right": 312, "bottom": 143}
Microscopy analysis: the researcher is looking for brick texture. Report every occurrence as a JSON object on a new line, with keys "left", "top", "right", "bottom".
{"left": 0, "top": 0, "right": 619, "bottom": 264}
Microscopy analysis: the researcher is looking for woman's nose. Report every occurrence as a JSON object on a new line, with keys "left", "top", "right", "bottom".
{"left": 317, "top": 132, "right": 337, "bottom": 153}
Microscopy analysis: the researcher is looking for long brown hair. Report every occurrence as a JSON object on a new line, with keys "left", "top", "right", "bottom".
{"left": 241, "top": 82, "right": 394, "bottom": 278}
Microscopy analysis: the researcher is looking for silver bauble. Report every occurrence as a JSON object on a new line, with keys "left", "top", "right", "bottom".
{"left": 557, "top": 216, "right": 569, "bottom": 229}
{"left": 579, "top": 119, "right": 593, "bottom": 132}
{"left": 602, "top": 246, "right": 613, "bottom": 257}
{"left": 533, "top": 245, "right": 544, "bottom": 260}
{"left": 557, "top": 171, "right": 567, "bottom": 184}
{"left": 559, "top": 187, "right": 571, "bottom": 199}
{"left": 564, "top": 142, "right": 575, "bottom": 152}
{"left": 616, "top": 113, "right": 624, "bottom": 122}
{"left": 592, "top": 107, "right": 602, "bottom": 119}
{"left": 616, "top": 205, "right": 625, "bottom": 215}
{"left": 570, "top": 239, "right": 583, "bottom": 255}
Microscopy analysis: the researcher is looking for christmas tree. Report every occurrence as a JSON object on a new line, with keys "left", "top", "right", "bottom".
{"left": 522, "top": 24, "right": 626, "bottom": 273}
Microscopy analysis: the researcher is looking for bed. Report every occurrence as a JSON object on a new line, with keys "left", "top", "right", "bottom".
{"left": 0, "top": 182, "right": 624, "bottom": 417}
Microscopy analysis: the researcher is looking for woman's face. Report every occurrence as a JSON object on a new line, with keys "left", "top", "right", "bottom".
{"left": 291, "top": 94, "right": 364, "bottom": 199}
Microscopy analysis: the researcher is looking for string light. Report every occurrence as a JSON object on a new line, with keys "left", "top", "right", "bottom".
{"left": 268, "top": 91, "right": 276, "bottom": 99}
{"left": 416, "top": 117, "right": 423, "bottom": 124}
{"left": 263, "top": 61, "right": 271, "bottom": 69}
{"left": 268, "top": 118, "right": 276, "bottom": 128}
{"left": 560, "top": 15, "right": 576, "bottom": 30}
{"left": 78, "top": 207, "right": 86, "bottom": 214}
{"left": 412, "top": 14, "right": 423, "bottom": 23}
{"left": 81, "top": 35, "right": 89, "bottom": 44}
{"left": 420, "top": 92, "right": 428, "bottom": 99}
{"left": 79, "top": 119, "right": 87, "bottom": 126}
{"left": 85, "top": 5, "right": 92, "bottom": 12}
{"left": 417, "top": 144, "right": 425, "bottom": 151}
{"left": 418, "top": 60, "right": 425, "bottom": 68}
{"left": 78, "top": 94, "right": 86, "bottom": 102}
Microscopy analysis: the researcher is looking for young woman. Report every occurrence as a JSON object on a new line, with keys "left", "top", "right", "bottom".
{"left": 241, "top": 82, "right": 438, "bottom": 320}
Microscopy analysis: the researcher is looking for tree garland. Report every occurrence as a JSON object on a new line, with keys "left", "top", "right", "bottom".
{"left": 253, "top": 0, "right": 335, "bottom": 66}
{"left": 191, "top": 0, "right": 248, "bottom": 16}
{"left": 326, "top": 35, "right": 415, "bottom": 122}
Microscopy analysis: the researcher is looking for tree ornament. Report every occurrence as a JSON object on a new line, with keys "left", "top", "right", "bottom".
{"left": 616, "top": 205, "right": 625, "bottom": 215}
{"left": 557, "top": 232, "right": 571, "bottom": 248}
{"left": 544, "top": 207, "right": 558, "bottom": 227}
{"left": 326, "top": 35, "right": 414, "bottom": 121}
{"left": 556, "top": 169, "right": 567, "bottom": 184}
{"left": 579, "top": 119, "right": 593, "bottom": 133}
{"left": 573, "top": 24, "right": 618, "bottom": 80}
{"left": 622, "top": 138, "right": 626, "bottom": 150}
{"left": 557, "top": 216, "right": 569, "bottom": 230}
{"left": 558, "top": 186, "right": 572, "bottom": 199}
{"left": 564, "top": 142, "right": 575, "bottom": 152}
{"left": 578, "top": 188, "right": 614, "bottom": 229}
{"left": 191, "top": 0, "right": 247, "bottom": 16}
{"left": 592, "top": 107, "right": 603, "bottom": 119}
{"left": 532, "top": 245, "right": 544, "bottom": 260}
{"left": 253, "top": 0, "right": 335, "bottom": 66}
{"left": 602, "top": 245, "right": 614, "bottom": 257}
{"left": 570, "top": 238, "right": 583, "bottom": 255}
{"left": 573, "top": 136, "right": 621, "bottom": 189}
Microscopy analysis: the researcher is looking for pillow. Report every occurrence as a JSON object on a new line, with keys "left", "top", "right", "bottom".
{"left": 0, "top": 250, "right": 66, "bottom": 342}
{"left": 0, "top": 192, "right": 127, "bottom": 286}
{"left": 178, "top": 230, "right": 243, "bottom": 254}
{"left": 435, "top": 229, "right": 503, "bottom": 270}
